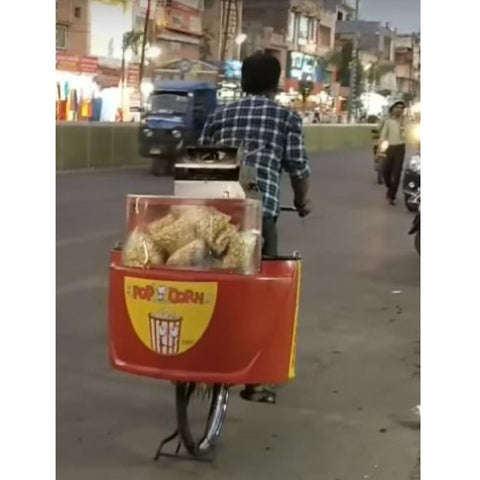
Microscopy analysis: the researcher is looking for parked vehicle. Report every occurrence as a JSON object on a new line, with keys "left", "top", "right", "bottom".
{"left": 408, "top": 190, "right": 420, "bottom": 254}
{"left": 403, "top": 123, "right": 421, "bottom": 211}
{"left": 138, "top": 81, "right": 218, "bottom": 175}
{"left": 371, "top": 127, "right": 384, "bottom": 184}
{"left": 403, "top": 152, "right": 420, "bottom": 211}
{"left": 371, "top": 117, "right": 389, "bottom": 184}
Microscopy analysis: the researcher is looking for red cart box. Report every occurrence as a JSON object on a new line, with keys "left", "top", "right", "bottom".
{"left": 108, "top": 251, "right": 301, "bottom": 385}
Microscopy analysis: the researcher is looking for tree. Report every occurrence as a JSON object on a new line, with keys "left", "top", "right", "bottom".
{"left": 120, "top": 30, "right": 143, "bottom": 120}
{"left": 123, "top": 30, "right": 143, "bottom": 58}
{"left": 121, "top": 30, "right": 143, "bottom": 85}
{"left": 319, "top": 49, "right": 343, "bottom": 70}
{"left": 368, "top": 61, "right": 395, "bottom": 85}
{"left": 337, "top": 41, "right": 364, "bottom": 95}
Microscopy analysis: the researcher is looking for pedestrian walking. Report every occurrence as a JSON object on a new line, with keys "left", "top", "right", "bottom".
{"left": 380, "top": 100, "right": 407, "bottom": 205}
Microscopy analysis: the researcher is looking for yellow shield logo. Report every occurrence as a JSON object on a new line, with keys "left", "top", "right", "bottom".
{"left": 124, "top": 277, "right": 218, "bottom": 355}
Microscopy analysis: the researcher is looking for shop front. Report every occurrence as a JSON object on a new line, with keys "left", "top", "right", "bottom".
{"left": 56, "top": 52, "right": 140, "bottom": 122}
{"left": 56, "top": 54, "right": 101, "bottom": 121}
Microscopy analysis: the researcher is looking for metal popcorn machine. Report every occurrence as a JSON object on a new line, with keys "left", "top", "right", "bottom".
{"left": 173, "top": 145, "right": 263, "bottom": 200}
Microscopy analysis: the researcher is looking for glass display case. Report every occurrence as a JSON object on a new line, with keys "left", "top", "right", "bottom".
{"left": 121, "top": 195, "right": 262, "bottom": 275}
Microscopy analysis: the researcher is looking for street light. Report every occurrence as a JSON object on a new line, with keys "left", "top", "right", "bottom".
{"left": 235, "top": 33, "right": 247, "bottom": 61}
{"left": 235, "top": 33, "right": 247, "bottom": 45}
{"left": 146, "top": 45, "right": 162, "bottom": 59}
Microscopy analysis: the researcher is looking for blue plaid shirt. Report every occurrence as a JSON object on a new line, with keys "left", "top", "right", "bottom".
{"left": 199, "top": 95, "right": 311, "bottom": 218}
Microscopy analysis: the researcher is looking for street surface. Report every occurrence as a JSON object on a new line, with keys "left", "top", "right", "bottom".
{"left": 57, "top": 148, "right": 420, "bottom": 480}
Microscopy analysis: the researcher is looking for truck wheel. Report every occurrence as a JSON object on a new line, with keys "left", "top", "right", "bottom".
{"left": 151, "top": 157, "right": 164, "bottom": 176}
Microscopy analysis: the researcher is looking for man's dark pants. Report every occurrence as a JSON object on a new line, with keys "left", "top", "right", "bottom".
{"left": 262, "top": 216, "right": 278, "bottom": 257}
{"left": 383, "top": 144, "right": 406, "bottom": 200}
{"left": 244, "top": 215, "right": 277, "bottom": 398}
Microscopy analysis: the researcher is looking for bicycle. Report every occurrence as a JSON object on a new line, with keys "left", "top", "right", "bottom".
{"left": 108, "top": 203, "right": 302, "bottom": 460}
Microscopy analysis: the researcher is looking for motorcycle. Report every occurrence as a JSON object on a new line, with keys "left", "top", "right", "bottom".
{"left": 371, "top": 127, "right": 384, "bottom": 185}
{"left": 403, "top": 123, "right": 421, "bottom": 212}
{"left": 408, "top": 189, "right": 420, "bottom": 254}
{"left": 403, "top": 152, "right": 420, "bottom": 212}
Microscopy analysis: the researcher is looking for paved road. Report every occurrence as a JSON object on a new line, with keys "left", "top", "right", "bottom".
{"left": 57, "top": 149, "right": 420, "bottom": 480}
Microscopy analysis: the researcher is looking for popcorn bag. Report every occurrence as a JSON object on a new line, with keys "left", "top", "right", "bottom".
{"left": 122, "top": 196, "right": 262, "bottom": 275}
{"left": 121, "top": 197, "right": 165, "bottom": 269}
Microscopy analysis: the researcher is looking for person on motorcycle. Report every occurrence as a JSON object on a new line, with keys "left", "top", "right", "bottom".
{"left": 199, "top": 52, "right": 312, "bottom": 404}
{"left": 379, "top": 99, "right": 407, "bottom": 205}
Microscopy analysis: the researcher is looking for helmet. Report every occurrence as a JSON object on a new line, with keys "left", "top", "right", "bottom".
{"left": 389, "top": 99, "right": 406, "bottom": 112}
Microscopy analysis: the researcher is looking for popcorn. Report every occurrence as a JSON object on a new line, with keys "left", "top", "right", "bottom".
{"left": 147, "top": 213, "right": 176, "bottom": 241}
{"left": 122, "top": 203, "right": 260, "bottom": 274}
{"left": 166, "top": 239, "right": 208, "bottom": 267}
{"left": 152, "top": 216, "right": 196, "bottom": 256}
{"left": 121, "top": 228, "right": 164, "bottom": 268}
{"left": 194, "top": 208, "right": 232, "bottom": 248}
{"left": 210, "top": 223, "right": 239, "bottom": 256}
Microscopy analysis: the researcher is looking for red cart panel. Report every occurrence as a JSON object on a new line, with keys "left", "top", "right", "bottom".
{"left": 108, "top": 250, "right": 301, "bottom": 385}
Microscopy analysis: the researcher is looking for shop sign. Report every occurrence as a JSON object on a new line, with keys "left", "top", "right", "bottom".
{"left": 330, "top": 82, "right": 340, "bottom": 97}
{"left": 158, "top": 5, "right": 202, "bottom": 36}
{"left": 222, "top": 60, "right": 242, "bottom": 79}
{"left": 79, "top": 56, "right": 99, "bottom": 74}
{"left": 96, "top": 65, "right": 121, "bottom": 87}
{"left": 172, "top": 0, "right": 204, "bottom": 12}
{"left": 127, "top": 65, "right": 140, "bottom": 87}
{"left": 56, "top": 53, "right": 80, "bottom": 72}
{"left": 287, "top": 51, "right": 320, "bottom": 82}
{"left": 56, "top": 54, "right": 99, "bottom": 75}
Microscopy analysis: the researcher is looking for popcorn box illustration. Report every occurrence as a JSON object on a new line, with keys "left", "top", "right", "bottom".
{"left": 149, "top": 311, "right": 183, "bottom": 355}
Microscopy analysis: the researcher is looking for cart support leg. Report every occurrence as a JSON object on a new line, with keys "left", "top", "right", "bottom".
{"left": 153, "top": 428, "right": 181, "bottom": 460}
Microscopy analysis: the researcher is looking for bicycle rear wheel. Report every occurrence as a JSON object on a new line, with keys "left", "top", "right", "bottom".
{"left": 175, "top": 383, "right": 229, "bottom": 457}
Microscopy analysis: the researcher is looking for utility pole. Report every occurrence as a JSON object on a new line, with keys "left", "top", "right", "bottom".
{"left": 139, "top": 0, "right": 152, "bottom": 103}
{"left": 347, "top": 0, "right": 360, "bottom": 123}
{"left": 220, "top": 0, "right": 234, "bottom": 63}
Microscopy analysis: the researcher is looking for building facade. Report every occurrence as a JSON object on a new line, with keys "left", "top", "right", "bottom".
{"left": 56, "top": 0, "right": 145, "bottom": 121}
{"left": 335, "top": 20, "right": 396, "bottom": 63}
{"left": 56, "top": 0, "right": 90, "bottom": 56}
{"left": 394, "top": 33, "right": 420, "bottom": 99}
{"left": 241, "top": 0, "right": 338, "bottom": 94}
{"left": 324, "top": 0, "right": 354, "bottom": 22}
{"left": 153, "top": 0, "right": 204, "bottom": 66}
{"left": 202, "top": 0, "right": 244, "bottom": 63}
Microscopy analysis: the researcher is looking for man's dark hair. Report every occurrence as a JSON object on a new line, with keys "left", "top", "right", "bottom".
{"left": 241, "top": 52, "right": 281, "bottom": 95}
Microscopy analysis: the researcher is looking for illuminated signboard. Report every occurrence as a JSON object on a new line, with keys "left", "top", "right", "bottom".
{"left": 223, "top": 60, "right": 242, "bottom": 79}
{"left": 287, "top": 51, "right": 321, "bottom": 82}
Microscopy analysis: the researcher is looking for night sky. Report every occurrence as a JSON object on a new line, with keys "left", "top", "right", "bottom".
{"left": 356, "top": 0, "right": 420, "bottom": 34}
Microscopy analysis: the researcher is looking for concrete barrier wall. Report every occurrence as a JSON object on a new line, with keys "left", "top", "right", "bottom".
{"left": 56, "top": 122, "right": 416, "bottom": 171}
{"left": 56, "top": 122, "right": 146, "bottom": 171}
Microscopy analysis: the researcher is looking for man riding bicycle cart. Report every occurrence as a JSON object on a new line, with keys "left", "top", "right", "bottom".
{"left": 108, "top": 53, "right": 312, "bottom": 459}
